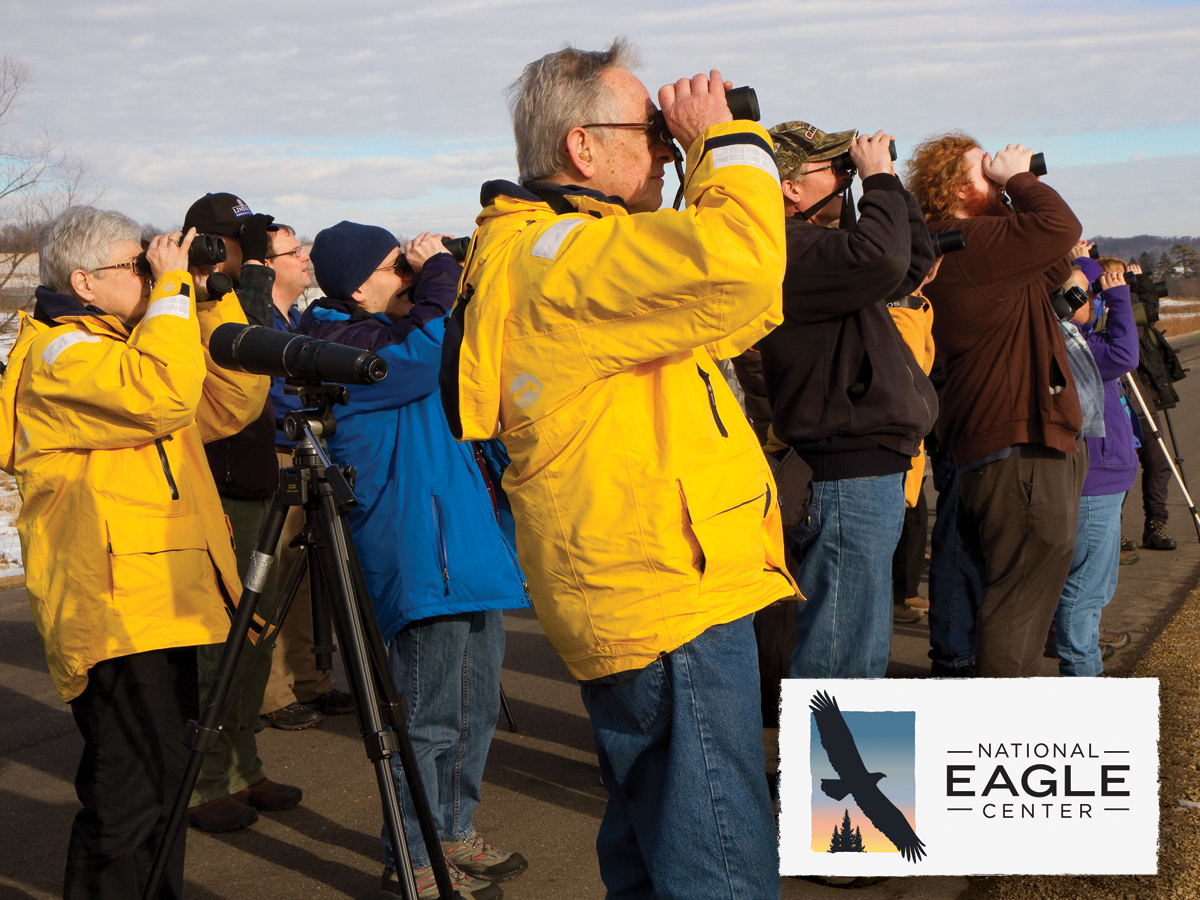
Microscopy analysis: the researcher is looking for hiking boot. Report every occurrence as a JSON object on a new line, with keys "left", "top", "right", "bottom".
{"left": 261, "top": 701, "right": 323, "bottom": 731}
{"left": 306, "top": 688, "right": 355, "bottom": 716}
{"left": 232, "top": 777, "right": 302, "bottom": 812}
{"left": 1098, "top": 629, "right": 1131, "bottom": 650}
{"left": 443, "top": 832, "right": 528, "bottom": 881}
{"left": 1143, "top": 518, "right": 1177, "bottom": 551}
{"left": 187, "top": 795, "right": 257, "bottom": 833}
{"left": 893, "top": 603, "right": 922, "bottom": 624}
{"left": 381, "top": 862, "right": 502, "bottom": 900}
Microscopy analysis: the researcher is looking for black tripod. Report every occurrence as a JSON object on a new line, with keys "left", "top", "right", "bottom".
{"left": 142, "top": 383, "right": 457, "bottom": 900}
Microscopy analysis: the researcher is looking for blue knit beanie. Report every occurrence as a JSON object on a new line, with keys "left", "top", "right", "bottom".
{"left": 310, "top": 221, "right": 400, "bottom": 302}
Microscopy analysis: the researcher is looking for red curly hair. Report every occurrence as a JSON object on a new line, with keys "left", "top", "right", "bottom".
{"left": 904, "top": 132, "right": 980, "bottom": 224}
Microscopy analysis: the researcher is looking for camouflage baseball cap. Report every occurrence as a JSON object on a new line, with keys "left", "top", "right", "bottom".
{"left": 768, "top": 121, "right": 858, "bottom": 177}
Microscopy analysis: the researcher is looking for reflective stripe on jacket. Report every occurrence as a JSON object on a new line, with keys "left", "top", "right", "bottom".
{"left": 441, "top": 121, "right": 799, "bottom": 681}
{"left": 0, "top": 273, "right": 269, "bottom": 701}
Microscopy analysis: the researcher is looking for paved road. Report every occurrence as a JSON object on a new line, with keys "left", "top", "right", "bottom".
{"left": 3, "top": 334, "right": 1199, "bottom": 900}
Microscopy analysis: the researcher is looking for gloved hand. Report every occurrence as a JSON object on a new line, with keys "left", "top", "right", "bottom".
{"left": 239, "top": 213, "right": 276, "bottom": 263}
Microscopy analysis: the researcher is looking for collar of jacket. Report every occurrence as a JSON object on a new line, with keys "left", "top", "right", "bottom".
{"left": 479, "top": 179, "right": 629, "bottom": 218}
{"left": 33, "top": 285, "right": 129, "bottom": 335}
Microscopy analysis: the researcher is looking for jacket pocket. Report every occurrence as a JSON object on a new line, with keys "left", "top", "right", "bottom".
{"left": 107, "top": 514, "right": 212, "bottom": 619}
{"left": 679, "top": 463, "right": 768, "bottom": 595}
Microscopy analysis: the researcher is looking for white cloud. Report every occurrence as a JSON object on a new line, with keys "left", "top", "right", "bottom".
{"left": 2, "top": 0, "right": 1198, "bottom": 237}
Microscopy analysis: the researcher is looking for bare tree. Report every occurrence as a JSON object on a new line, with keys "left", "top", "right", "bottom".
{"left": 1, "top": 54, "right": 102, "bottom": 319}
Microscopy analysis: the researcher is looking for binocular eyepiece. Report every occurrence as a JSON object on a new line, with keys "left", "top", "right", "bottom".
{"left": 930, "top": 229, "right": 965, "bottom": 257}
{"left": 395, "top": 236, "right": 472, "bottom": 274}
{"left": 135, "top": 234, "right": 227, "bottom": 276}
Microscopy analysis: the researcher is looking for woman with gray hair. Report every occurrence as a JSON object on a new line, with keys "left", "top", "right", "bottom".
{"left": 4, "top": 205, "right": 268, "bottom": 898}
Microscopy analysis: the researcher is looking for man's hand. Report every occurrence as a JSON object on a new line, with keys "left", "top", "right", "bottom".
{"left": 1069, "top": 239, "right": 1094, "bottom": 261}
{"left": 982, "top": 143, "right": 1035, "bottom": 188}
{"left": 403, "top": 232, "right": 453, "bottom": 275}
{"left": 239, "top": 213, "right": 276, "bottom": 265}
{"left": 146, "top": 228, "right": 196, "bottom": 281}
{"left": 849, "top": 131, "right": 895, "bottom": 179}
{"left": 658, "top": 70, "right": 733, "bottom": 152}
{"left": 1099, "top": 269, "right": 1125, "bottom": 292}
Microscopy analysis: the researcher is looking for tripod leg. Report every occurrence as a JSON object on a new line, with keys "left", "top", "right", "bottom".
{"left": 142, "top": 493, "right": 290, "bottom": 900}
{"left": 312, "top": 493, "right": 456, "bottom": 900}
{"left": 1125, "top": 375, "right": 1200, "bottom": 543}
{"left": 500, "top": 681, "right": 518, "bottom": 734}
{"left": 1163, "top": 408, "right": 1189, "bottom": 488}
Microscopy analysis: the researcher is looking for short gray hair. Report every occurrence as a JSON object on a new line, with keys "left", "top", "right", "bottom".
{"left": 39, "top": 206, "right": 142, "bottom": 298}
{"left": 507, "top": 38, "right": 640, "bottom": 184}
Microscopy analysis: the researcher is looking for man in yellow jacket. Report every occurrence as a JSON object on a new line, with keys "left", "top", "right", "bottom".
{"left": 0, "top": 206, "right": 267, "bottom": 898}
{"left": 441, "top": 40, "right": 795, "bottom": 899}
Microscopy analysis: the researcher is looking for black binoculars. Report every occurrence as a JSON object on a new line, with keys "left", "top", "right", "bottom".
{"left": 831, "top": 139, "right": 898, "bottom": 178}
{"left": 395, "top": 236, "right": 472, "bottom": 274}
{"left": 135, "top": 234, "right": 227, "bottom": 276}
{"left": 651, "top": 85, "right": 760, "bottom": 149}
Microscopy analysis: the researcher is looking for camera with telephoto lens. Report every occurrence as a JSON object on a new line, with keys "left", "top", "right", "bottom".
{"left": 395, "top": 236, "right": 472, "bottom": 274}
{"left": 930, "top": 229, "right": 965, "bottom": 257}
{"left": 134, "top": 234, "right": 226, "bottom": 276}
{"left": 210, "top": 323, "right": 388, "bottom": 386}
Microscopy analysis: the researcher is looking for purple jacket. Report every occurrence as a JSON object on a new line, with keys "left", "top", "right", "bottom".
{"left": 1079, "top": 280, "right": 1139, "bottom": 496}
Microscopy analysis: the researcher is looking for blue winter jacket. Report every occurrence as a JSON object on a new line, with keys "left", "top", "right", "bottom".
{"left": 295, "top": 255, "right": 530, "bottom": 640}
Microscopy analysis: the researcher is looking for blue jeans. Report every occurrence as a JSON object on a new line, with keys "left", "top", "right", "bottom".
{"left": 789, "top": 473, "right": 906, "bottom": 678}
{"left": 580, "top": 616, "right": 778, "bottom": 900}
{"left": 927, "top": 449, "right": 983, "bottom": 670}
{"left": 382, "top": 610, "right": 504, "bottom": 869}
{"left": 1055, "top": 492, "right": 1123, "bottom": 677}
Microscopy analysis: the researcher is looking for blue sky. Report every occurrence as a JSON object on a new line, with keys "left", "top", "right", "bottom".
{"left": 3, "top": 0, "right": 1198, "bottom": 239}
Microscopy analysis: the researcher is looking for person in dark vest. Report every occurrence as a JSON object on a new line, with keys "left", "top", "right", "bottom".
{"left": 181, "top": 192, "right": 304, "bottom": 832}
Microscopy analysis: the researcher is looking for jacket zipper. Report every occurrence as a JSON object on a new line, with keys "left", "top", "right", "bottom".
{"left": 696, "top": 366, "right": 729, "bottom": 438}
{"left": 155, "top": 438, "right": 179, "bottom": 500}
{"left": 431, "top": 492, "right": 450, "bottom": 596}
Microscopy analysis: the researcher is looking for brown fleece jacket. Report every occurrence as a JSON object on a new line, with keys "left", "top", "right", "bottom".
{"left": 924, "top": 172, "right": 1083, "bottom": 468}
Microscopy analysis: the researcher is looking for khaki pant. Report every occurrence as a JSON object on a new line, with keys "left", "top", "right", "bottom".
{"left": 259, "top": 450, "right": 335, "bottom": 713}
{"left": 959, "top": 439, "right": 1088, "bottom": 677}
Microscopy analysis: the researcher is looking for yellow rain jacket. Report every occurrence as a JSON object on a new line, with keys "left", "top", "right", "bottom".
{"left": 0, "top": 273, "right": 269, "bottom": 702}
{"left": 887, "top": 290, "right": 936, "bottom": 508}
{"left": 442, "top": 121, "right": 798, "bottom": 681}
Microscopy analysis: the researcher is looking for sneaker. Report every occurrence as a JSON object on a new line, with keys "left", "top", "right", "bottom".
{"left": 232, "top": 777, "right": 302, "bottom": 811}
{"left": 306, "top": 687, "right": 355, "bottom": 716}
{"left": 893, "top": 603, "right": 922, "bottom": 624}
{"left": 381, "top": 862, "right": 502, "bottom": 900}
{"left": 1098, "top": 629, "right": 1131, "bottom": 650}
{"left": 443, "top": 832, "right": 528, "bottom": 881}
{"left": 1143, "top": 518, "right": 1178, "bottom": 551}
{"left": 261, "top": 701, "right": 323, "bottom": 731}
{"left": 187, "top": 794, "right": 258, "bottom": 833}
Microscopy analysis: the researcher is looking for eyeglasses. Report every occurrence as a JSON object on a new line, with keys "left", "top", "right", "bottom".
{"left": 266, "top": 246, "right": 307, "bottom": 261}
{"left": 580, "top": 121, "right": 656, "bottom": 133}
{"left": 91, "top": 256, "right": 144, "bottom": 275}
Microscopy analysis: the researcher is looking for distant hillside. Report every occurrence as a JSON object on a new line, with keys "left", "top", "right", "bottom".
{"left": 1088, "top": 235, "right": 1200, "bottom": 261}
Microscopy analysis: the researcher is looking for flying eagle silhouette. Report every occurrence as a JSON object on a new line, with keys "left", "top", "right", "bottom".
{"left": 810, "top": 690, "right": 926, "bottom": 862}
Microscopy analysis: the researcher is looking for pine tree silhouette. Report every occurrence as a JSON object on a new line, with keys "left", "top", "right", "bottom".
{"left": 828, "top": 809, "right": 869, "bottom": 853}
